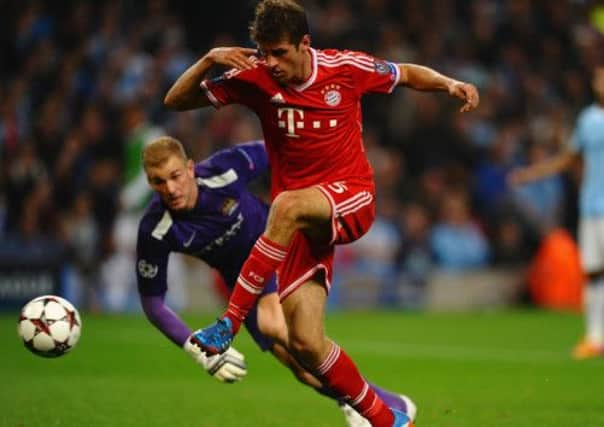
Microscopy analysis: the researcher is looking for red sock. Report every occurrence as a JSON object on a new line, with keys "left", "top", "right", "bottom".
{"left": 317, "top": 343, "right": 394, "bottom": 427}
{"left": 224, "top": 235, "right": 287, "bottom": 333}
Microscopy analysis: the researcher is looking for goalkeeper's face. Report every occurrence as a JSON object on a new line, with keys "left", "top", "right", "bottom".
{"left": 146, "top": 156, "right": 198, "bottom": 212}
{"left": 258, "top": 35, "right": 311, "bottom": 85}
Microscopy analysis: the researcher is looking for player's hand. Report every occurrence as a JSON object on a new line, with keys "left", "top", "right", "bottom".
{"left": 206, "top": 347, "right": 248, "bottom": 383}
{"left": 448, "top": 81, "right": 479, "bottom": 112}
{"left": 183, "top": 334, "right": 247, "bottom": 383}
{"left": 207, "top": 47, "right": 258, "bottom": 71}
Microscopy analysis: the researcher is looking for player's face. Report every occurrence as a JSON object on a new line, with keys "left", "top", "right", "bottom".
{"left": 258, "top": 35, "right": 311, "bottom": 85}
{"left": 146, "top": 156, "right": 198, "bottom": 211}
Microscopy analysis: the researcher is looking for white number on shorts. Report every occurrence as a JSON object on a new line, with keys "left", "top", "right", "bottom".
{"left": 327, "top": 182, "right": 348, "bottom": 194}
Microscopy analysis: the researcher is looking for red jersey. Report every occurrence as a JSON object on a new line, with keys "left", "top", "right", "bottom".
{"left": 201, "top": 48, "right": 400, "bottom": 198}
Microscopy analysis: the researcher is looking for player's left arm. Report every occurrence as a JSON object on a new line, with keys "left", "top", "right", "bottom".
{"left": 207, "top": 140, "right": 268, "bottom": 184}
{"left": 136, "top": 223, "right": 247, "bottom": 383}
{"left": 234, "top": 140, "right": 269, "bottom": 182}
{"left": 397, "top": 63, "right": 479, "bottom": 112}
{"left": 140, "top": 294, "right": 248, "bottom": 383}
{"left": 140, "top": 293, "right": 190, "bottom": 346}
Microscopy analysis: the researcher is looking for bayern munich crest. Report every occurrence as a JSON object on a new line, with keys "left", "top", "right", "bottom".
{"left": 322, "top": 84, "right": 342, "bottom": 106}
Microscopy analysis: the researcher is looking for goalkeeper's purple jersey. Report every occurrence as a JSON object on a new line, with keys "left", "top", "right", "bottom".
{"left": 136, "top": 141, "right": 270, "bottom": 296}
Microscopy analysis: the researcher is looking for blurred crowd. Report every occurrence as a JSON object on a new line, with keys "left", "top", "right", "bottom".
{"left": 1, "top": 0, "right": 602, "bottom": 310}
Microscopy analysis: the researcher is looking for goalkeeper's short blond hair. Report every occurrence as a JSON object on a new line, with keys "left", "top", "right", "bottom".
{"left": 143, "top": 136, "right": 188, "bottom": 170}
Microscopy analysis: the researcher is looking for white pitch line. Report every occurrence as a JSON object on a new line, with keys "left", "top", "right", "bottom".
{"left": 339, "top": 340, "right": 570, "bottom": 364}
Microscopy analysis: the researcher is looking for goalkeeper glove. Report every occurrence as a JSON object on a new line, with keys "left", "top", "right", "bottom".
{"left": 183, "top": 335, "right": 247, "bottom": 383}
{"left": 207, "top": 346, "right": 247, "bottom": 383}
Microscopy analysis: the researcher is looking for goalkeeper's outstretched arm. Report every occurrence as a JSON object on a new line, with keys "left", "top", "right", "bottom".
{"left": 140, "top": 294, "right": 247, "bottom": 383}
{"left": 140, "top": 294, "right": 191, "bottom": 346}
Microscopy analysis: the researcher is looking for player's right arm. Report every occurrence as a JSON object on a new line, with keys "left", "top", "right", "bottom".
{"left": 509, "top": 118, "right": 583, "bottom": 186}
{"left": 508, "top": 146, "right": 579, "bottom": 186}
{"left": 164, "top": 47, "right": 257, "bottom": 110}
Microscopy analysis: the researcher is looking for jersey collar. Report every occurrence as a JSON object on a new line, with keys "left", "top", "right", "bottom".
{"left": 291, "top": 48, "right": 317, "bottom": 92}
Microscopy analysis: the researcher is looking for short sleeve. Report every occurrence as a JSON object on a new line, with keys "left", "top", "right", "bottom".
{"left": 346, "top": 51, "right": 400, "bottom": 96}
{"left": 201, "top": 67, "right": 263, "bottom": 109}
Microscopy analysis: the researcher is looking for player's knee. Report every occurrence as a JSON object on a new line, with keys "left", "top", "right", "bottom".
{"left": 288, "top": 332, "right": 323, "bottom": 365}
{"left": 270, "top": 191, "right": 306, "bottom": 229}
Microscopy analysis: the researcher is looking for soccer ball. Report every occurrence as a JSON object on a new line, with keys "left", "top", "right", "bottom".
{"left": 17, "top": 295, "right": 82, "bottom": 358}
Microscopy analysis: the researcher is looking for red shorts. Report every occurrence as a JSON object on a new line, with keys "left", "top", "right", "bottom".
{"left": 277, "top": 178, "right": 375, "bottom": 301}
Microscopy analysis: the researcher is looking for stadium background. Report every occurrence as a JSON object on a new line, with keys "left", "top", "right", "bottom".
{"left": 1, "top": 1, "right": 603, "bottom": 426}
{"left": 1, "top": 0, "right": 595, "bottom": 312}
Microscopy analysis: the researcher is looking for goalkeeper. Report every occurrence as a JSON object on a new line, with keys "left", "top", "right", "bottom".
{"left": 136, "top": 136, "right": 414, "bottom": 424}
{"left": 136, "top": 136, "right": 271, "bottom": 382}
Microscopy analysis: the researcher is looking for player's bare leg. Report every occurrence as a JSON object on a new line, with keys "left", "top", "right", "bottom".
{"left": 256, "top": 293, "right": 290, "bottom": 346}
{"left": 258, "top": 292, "right": 336, "bottom": 390}
{"left": 194, "top": 187, "right": 412, "bottom": 425}
{"left": 263, "top": 187, "right": 333, "bottom": 246}
{"left": 191, "top": 187, "right": 331, "bottom": 351}
{"left": 219, "top": 187, "right": 332, "bottom": 333}
{"left": 281, "top": 280, "right": 409, "bottom": 427}
{"left": 280, "top": 279, "right": 331, "bottom": 366}
{"left": 257, "top": 293, "right": 416, "bottom": 426}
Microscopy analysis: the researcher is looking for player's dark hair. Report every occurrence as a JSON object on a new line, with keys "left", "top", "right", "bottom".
{"left": 250, "top": 0, "right": 309, "bottom": 46}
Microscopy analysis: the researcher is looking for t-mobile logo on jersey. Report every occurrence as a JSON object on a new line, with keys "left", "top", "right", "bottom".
{"left": 277, "top": 108, "right": 337, "bottom": 138}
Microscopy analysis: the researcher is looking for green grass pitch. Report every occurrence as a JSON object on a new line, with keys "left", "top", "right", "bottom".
{"left": 2, "top": 310, "right": 603, "bottom": 426}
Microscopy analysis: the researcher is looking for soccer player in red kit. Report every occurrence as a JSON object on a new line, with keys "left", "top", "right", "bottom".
{"left": 165, "top": 1, "right": 479, "bottom": 426}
